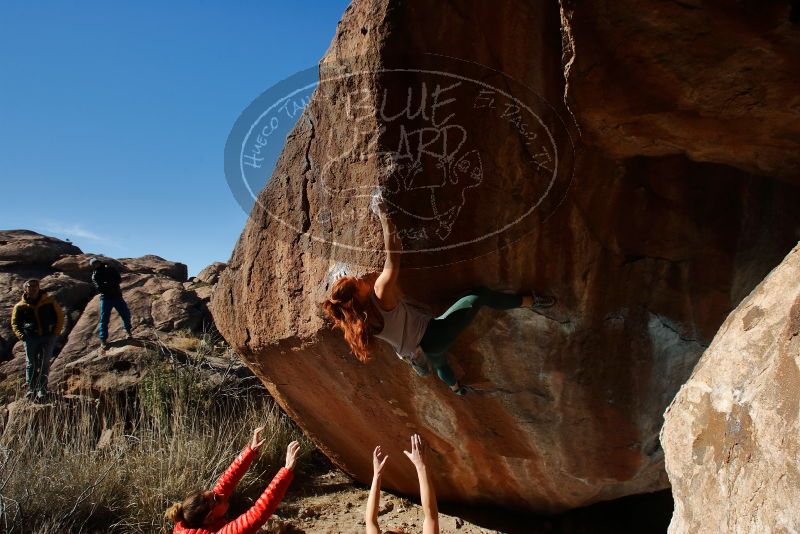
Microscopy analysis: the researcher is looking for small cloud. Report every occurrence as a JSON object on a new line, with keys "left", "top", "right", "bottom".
{"left": 40, "top": 221, "right": 119, "bottom": 247}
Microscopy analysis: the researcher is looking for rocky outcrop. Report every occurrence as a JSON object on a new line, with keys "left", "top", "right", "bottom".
{"left": 0, "top": 230, "right": 81, "bottom": 267}
{"left": 57, "top": 338, "right": 255, "bottom": 398}
{"left": 47, "top": 270, "right": 206, "bottom": 384}
{"left": 212, "top": 0, "right": 800, "bottom": 513}
{"left": 0, "top": 231, "right": 88, "bottom": 360}
{"left": 0, "top": 230, "right": 222, "bottom": 394}
{"left": 119, "top": 255, "right": 188, "bottom": 282}
{"left": 194, "top": 262, "right": 226, "bottom": 285}
{"left": 188, "top": 261, "right": 227, "bottom": 303}
{"left": 661, "top": 242, "right": 800, "bottom": 533}
{"left": 51, "top": 254, "right": 126, "bottom": 281}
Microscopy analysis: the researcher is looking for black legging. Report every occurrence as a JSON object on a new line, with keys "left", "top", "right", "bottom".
{"left": 418, "top": 287, "right": 523, "bottom": 386}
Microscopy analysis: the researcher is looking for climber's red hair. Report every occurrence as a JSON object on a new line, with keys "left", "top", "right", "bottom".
{"left": 321, "top": 276, "right": 377, "bottom": 363}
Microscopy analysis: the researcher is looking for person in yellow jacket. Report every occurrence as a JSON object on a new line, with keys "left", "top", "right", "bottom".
{"left": 11, "top": 279, "right": 64, "bottom": 400}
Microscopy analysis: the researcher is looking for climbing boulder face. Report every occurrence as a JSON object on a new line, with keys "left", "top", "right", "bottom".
{"left": 661, "top": 243, "right": 800, "bottom": 533}
{"left": 560, "top": 0, "right": 800, "bottom": 178}
{"left": 212, "top": 0, "right": 800, "bottom": 513}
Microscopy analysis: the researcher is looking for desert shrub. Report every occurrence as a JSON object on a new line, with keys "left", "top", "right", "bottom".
{"left": 0, "top": 342, "right": 310, "bottom": 533}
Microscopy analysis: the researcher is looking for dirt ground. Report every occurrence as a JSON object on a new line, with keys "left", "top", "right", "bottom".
{"left": 263, "top": 468, "right": 675, "bottom": 534}
{"left": 266, "top": 470, "right": 500, "bottom": 534}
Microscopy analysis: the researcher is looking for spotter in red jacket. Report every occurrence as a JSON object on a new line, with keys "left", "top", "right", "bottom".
{"left": 173, "top": 445, "right": 293, "bottom": 534}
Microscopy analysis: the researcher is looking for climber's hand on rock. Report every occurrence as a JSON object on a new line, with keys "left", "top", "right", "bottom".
{"left": 370, "top": 187, "right": 388, "bottom": 218}
{"left": 372, "top": 445, "right": 388, "bottom": 478}
{"left": 251, "top": 426, "right": 266, "bottom": 450}
{"left": 403, "top": 433, "right": 427, "bottom": 469}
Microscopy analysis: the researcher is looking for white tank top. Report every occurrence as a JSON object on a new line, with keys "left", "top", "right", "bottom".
{"left": 371, "top": 292, "right": 431, "bottom": 359}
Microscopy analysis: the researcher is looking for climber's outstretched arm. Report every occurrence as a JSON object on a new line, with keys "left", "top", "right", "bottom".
{"left": 404, "top": 434, "right": 439, "bottom": 534}
{"left": 366, "top": 445, "right": 388, "bottom": 534}
{"left": 374, "top": 199, "right": 401, "bottom": 309}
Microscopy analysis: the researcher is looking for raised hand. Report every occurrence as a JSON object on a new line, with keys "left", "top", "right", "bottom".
{"left": 251, "top": 426, "right": 266, "bottom": 450}
{"left": 406, "top": 433, "right": 439, "bottom": 533}
{"left": 372, "top": 445, "right": 389, "bottom": 477}
{"left": 285, "top": 440, "right": 301, "bottom": 471}
{"left": 403, "top": 434, "right": 427, "bottom": 470}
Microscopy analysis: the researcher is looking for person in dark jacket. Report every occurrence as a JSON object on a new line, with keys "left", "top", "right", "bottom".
{"left": 11, "top": 279, "right": 64, "bottom": 400}
{"left": 89, "top": 258, "right": 132, "bottom": 349}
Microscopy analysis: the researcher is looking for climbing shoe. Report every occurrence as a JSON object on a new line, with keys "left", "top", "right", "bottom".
{"left": 410, "top": 360, "right": 431, "bottom": 377}
{"left": 451, "top": 384, "right": 468, "bottom": 396}
{"left": 530, "top": 292, "right": 556, "bottom": 310}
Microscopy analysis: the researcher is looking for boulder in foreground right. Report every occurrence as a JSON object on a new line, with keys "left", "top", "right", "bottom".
{"left": 661, "top": 242, "right": 800, "bottom": 533}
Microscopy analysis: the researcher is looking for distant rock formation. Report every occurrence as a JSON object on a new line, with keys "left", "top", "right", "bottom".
{"left": 0, "top": 230, "right": 86, "bottom": 361}
{"left": 0, "top": 230, "right": 227, "bottom": 394}
{"left": 212, "top": 0, "right": 800, "bottom": 513}
{"left": 661, "top": 243, "right": 800, "bottom": 533}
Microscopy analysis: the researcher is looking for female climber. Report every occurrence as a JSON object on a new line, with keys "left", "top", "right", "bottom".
{"left": 322, "top": 192, "right": 555, "bottom": 395}
{"left": 165, "top": 426, "right": 300, "bottom": 533}
{"left": 366, "top": 434, "right": 438, "bottom": 534}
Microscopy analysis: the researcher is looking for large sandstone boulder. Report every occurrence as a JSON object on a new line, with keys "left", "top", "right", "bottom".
{"left": 212, "top": 0, "right": 800, "bottom": 513}
{"left": 661, "top": 242, "right": 800, "bottom": 533}
{"left": 560, "top": 0, "right": 800, "bottom": 178}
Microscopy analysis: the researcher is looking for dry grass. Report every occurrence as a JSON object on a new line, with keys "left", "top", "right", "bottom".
{"left": 165, "top": 335, "right": 201, "bottom": 353}
{"left": 0, "top": 335, "right": 310, "bottom": 533}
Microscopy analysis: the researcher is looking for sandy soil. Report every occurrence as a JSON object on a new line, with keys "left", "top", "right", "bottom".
{"left": 266, "top": 470, "right": 499, "bottom": 534}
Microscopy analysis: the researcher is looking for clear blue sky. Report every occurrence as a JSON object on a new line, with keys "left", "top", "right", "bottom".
{"left": 0, "top": 1, "right": 350, "bottom": 276}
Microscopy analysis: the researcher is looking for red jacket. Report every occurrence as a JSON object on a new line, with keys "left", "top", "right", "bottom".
{"left": 173, "top": 445, "right": 294, "bottom": 534}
